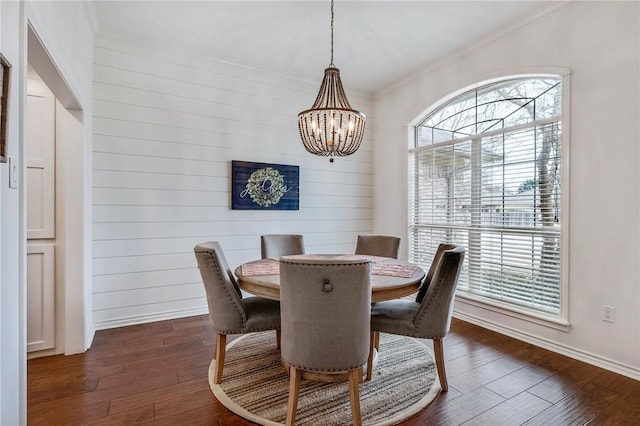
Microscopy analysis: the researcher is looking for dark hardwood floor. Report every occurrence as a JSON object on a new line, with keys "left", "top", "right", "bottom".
{"left": 27, "top": 316, "right": 640, "bottom": 425}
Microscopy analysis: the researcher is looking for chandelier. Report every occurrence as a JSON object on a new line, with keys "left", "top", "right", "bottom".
{"left": 297, "top": 0, "right": 366, "bottom": 162}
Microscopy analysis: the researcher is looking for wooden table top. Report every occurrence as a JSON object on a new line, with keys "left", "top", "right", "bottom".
{"left": 234, "top": 254, "right": 425, "bottom": 302}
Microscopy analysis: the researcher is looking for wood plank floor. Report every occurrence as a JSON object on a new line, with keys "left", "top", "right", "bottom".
{"left": 27, "top": 316, "right": 640, "bottom": 425}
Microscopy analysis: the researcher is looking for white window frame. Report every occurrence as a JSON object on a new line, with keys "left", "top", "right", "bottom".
{"left": 408, "top": 72, "right": 572, "bottom": 331}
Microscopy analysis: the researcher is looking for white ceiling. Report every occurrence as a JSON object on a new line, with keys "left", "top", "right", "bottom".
{"left": 90, "top": 1, "right": 556, "bottom": 95}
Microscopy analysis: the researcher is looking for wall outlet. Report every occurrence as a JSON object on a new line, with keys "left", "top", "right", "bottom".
{"left": 602, "top": 305, "right": 615, "bottom": 323}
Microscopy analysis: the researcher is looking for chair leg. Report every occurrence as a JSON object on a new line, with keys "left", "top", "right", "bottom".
{"left": 276, "top": 329, "right": 281, "bottom": 349}
{"left": 433, "top": 338, "right": 448, "bottom": 391}
{"left": 213, "top": 333, "right": 227, "bottom": 384}
{"left": 366, "top": 331, "right": 375, "bottom": 381}
{"left": 286, "top": 367, "right": 301, "bottom": 426}
{"left": 348, "top": 368, "right": 363, "bottom": 426}
{"left": 374, "top": 331, "right": 380, "bottom": 351}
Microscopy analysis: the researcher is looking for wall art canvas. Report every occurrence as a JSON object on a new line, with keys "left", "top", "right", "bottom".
{"left": 231, "top": 160, "right": 299, "bottom": 210}
{"left": 0, "top": 53, "right": 11, "bottom": 163}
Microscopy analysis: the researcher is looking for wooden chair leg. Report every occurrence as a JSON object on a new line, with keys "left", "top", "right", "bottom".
{"left": 366, "top": 331, "right": 375, "bottom": 381}
{"left": 374, "top": 331, "right": 380, "bottom": 351}
{"left": 348, "top": 368, "right": 363, "bottom": 426}
{"left": 433, "top": 338, "right": 448, "bottom": 391}
{"left": 286, "top": 367, "right": 301, "bottom": 426}
{"left": 213, "top": 333, "right": 227, "bottom": 384}
{"left": 276, "top": 329, "right": 281, "bottom": 349}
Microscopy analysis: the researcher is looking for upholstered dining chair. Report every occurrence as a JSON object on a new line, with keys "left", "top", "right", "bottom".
{"left": 279, "top": 256, "right": 373, "bottom": 426}
{"left": 369, "top": 245, "right": 465, "bottom": 390}
{"left": 373, "top": 243, "right": 456, "bottom": 351}
{"left": 260, "top": 234, "right": 305, "bottom": 259}
{"left": 355, "top": 234, "right": 401, "bottom": 259}
{"left": 194, "top": 241, "right": 281, "bottom": 384}
{"left": 371, "top": 242, "right": 458, "bottom": 354}
{"left": 415, "top": 243, "right": 458, "bottom": 303}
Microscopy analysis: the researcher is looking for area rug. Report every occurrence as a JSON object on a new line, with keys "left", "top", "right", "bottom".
{"left": 209, "top": 331, "right": 440, "bottom": 425}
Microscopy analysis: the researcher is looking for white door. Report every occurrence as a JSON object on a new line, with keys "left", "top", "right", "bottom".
{"left": 26, "top": 74, "right": 56, "bottom": 353}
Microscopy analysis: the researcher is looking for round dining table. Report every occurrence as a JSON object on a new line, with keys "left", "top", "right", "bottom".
{"left": 234, "top": 254, "right": 425, "bottom": 302}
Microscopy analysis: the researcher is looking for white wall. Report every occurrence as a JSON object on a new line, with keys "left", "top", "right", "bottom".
{"left": 0, "top": 1, "right": 93, "bottom": 423}
{"left": 26, "top": 2, "right": 93, "bottom": 108}
{"left": 1, "top": 2, "right": 24, "bottom": 423}
{"left": 92, "top": 34, "right": 374, "bottom": 329}
{"left": 374, "top": 1, "right": 640, "bottom": 378}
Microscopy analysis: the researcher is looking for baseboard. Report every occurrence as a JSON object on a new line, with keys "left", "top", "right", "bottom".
{"left": 453, "top": 310, "right": 640, "bottom": 381}
{"left": 93, "top": 307, "right": 209, "bottom": 331}
{"left": 27, "top": 346, "right": 64, "bottom": 360}
{"left": 85, "top": 323, "right": 96, "bottom": 352}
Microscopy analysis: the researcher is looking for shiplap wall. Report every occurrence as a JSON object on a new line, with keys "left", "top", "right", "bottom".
{"left": 92, "top": 34, "right": 374, "bottom": 329}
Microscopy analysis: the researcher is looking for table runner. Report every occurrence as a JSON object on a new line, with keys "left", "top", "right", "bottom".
{"left": 371, "top": 262, "right": 418, "bottom": 278}
{"left": 241, "top": 262, "right": 280, "bottom": 276}
{"left": 241, "top": 258, "right": 417, "bottom": 278}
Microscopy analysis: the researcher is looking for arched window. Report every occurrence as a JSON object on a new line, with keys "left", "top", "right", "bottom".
{"left": 409, "top": 76, "right": 564, "bottom": 319}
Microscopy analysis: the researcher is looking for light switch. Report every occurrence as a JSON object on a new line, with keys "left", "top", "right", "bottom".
{"left": 8, "top": 157, "right": 18, "bottom": 189}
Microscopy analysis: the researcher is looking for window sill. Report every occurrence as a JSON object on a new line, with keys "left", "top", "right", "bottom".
{"left": 455, "top": 292, "right": 571, "bottom": 332}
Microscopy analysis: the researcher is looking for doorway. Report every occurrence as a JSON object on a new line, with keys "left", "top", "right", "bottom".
{"left": 26, "top": 24, "right": 90, "bottom": 356}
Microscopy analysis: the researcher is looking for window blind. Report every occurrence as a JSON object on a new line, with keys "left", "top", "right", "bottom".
{"left": 409, "top": 78, "right": 562, "bottom": 315}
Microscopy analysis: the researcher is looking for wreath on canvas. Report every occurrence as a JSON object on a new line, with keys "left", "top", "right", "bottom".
{"left": 245, "top": 167, "right": 286, "bottom": 207}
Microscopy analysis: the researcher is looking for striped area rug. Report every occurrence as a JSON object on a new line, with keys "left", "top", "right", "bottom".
{"left": 209, "top": 331, "right": 439, "bottom": 425}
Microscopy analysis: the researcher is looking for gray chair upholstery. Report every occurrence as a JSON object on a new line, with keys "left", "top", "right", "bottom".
{"left": 370, "top": 245, "right": 465, "bottom": 390}
{"left": 260, "top": 234, "right": 305, "bottom": 259}
{"left": 279, "top": 256, "right": 373, "bottom": 426}
{"left": 194, "top": 241, "right": 281, "bottom": 384}
{"left": 415, "top": 243, "right": 458, "bottom": 303}
{"left": 355, "top": 234, "right": 401, "bottom": 259}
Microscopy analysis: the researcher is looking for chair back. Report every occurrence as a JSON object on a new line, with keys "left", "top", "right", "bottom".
{"left": 355, "top": 235, "right": 401, "bottom": 259}
{"left": 194, "top": 242, "right": 246, "bottom": 334}
{"left": 415, "top": 243, "right": 458, "bottom": 303}
{"left": 414, "top": 246, "right": 465, "bottom": 338}
{"left": 261, "top": 234, "right": 305, "bottom": 258}
{"left": 279, "top": 257, "right": 372, "bottom": 372}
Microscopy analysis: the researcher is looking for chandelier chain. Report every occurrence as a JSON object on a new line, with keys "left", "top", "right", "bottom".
{"left": 330, "top": 0, "right": 334, "bottom": 67}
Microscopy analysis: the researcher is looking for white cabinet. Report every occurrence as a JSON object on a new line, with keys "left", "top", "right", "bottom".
{"left": 27, "top": 244, "right": 55, "bottom": 352}
{"left": 27, "top": 73, "right": 57, "bottom": 354}
{"left": 26, "top": 78, "right": 55, "bottom": 239}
